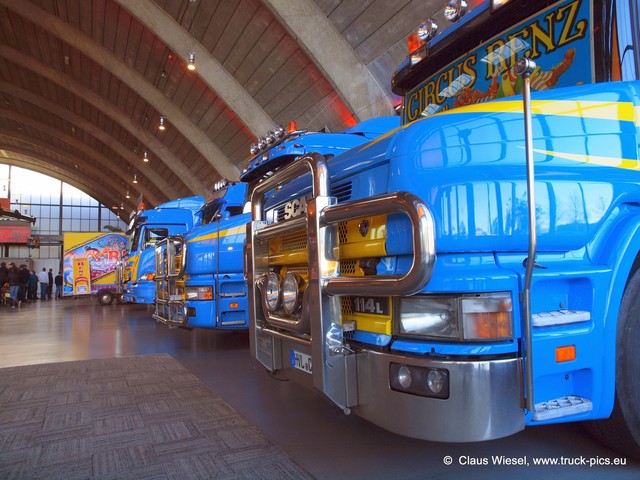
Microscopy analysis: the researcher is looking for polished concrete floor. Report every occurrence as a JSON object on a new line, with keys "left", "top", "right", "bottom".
{"left": 1, "top": 297, "right": 639, "bottom": 479}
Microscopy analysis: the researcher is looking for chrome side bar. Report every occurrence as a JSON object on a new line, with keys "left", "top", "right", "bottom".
{"left": 516, "top": 57, "right": 537, "bottom": 413}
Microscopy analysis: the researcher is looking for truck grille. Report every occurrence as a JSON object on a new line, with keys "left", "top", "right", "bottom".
{"left": 274, "top": 181, "right": 352, "bottom": 222}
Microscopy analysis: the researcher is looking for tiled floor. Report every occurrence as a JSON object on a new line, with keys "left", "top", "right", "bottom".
{"left": 1, "top": 297, "right": 639, "bottom": 479}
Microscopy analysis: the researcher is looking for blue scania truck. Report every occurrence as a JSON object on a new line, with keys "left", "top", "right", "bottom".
{"left": 97, "top": 196, "right": 205, "bottom": 305}
{"left": 243, "top": 0, "right": 640, "bottom": 457}
{"left": 152, "top": 119, "right": 399, "bottom": 329}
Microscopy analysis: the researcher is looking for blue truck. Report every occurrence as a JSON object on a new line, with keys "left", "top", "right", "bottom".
{"left": 97, "top": 196, "right": 204, "bottom": 305}
{"left": 243, "top": 0, "right": 640, "bottom": 458}
{"left": 152, "top": 119, "right": 399, "bottom": 329}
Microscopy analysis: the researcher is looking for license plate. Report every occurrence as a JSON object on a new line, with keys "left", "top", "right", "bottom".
{"left": 290, "top": 349, "right": 312, "bottom": 374}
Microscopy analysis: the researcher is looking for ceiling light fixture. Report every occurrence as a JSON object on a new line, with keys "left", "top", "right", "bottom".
{"left": 133, "top": 173, "right": 138, "bottom": 184}
{"left": 126, "top": 188, "right": 130, "bottom": 199}
{"left": 159, "top": 116, "right": 166, "bottom": 131}
{"left": 143, "top": 151, "right": 149, "bottom": 162}
{"left": 187, "top": 52, "right": 196, "bottom": 71}
{"left": 120, "top": 202, "right": 125, "bottom": 210}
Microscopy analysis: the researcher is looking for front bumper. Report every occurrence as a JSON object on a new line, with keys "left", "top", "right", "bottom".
{"left": 356, "top": 349, "right": 524, "bottom": 442}
{"left": 257, "top": 325, "right": 523, "bottom": 442}
{"left": 122, "top": 281, "right": 155, "bottom": 304}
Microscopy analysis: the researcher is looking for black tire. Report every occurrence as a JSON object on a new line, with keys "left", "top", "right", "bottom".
{"left": 96, "top": 289, "right": 115, "bottom": 306}
{"left": 587, "top": 267, "right": 640, "bottom": 458}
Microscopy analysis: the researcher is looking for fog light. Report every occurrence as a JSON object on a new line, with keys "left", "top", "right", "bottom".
{"left": 265, "top": 272, "right": 281, "bottom": 311}
{"left": 390, "top": 363, "right": 449, "bottom": 399}
{"left": 427, "top": 370, "right": 445, "bottom": 394}
{"left": 398, "top": 365, "right": 412, "bottom": 389}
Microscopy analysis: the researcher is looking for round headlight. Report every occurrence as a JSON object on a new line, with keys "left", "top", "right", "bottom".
{"left": 444, "top": 0, "right": 467, "bottom": 22}
{"left": 265, "top": 272, "right": 281, "bottom": 311}
{"left": 397, "top": 365, "right": 412, "bottom": 389}
{"left": 427, "top": 369, "right": 445, "bottom": 394}
{"left": 417, "top": 18, "right": 438, "bottom": 41}
{"left": 282, "top": 272, "right": 302, "bottom": 314}
{"left": 250, "top": 143, "right": 259, "bottom": 155}
{"left": 258, "top": 137, "right": 267, "bottom": 150}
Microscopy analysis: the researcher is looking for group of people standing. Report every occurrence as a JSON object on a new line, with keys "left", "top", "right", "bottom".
{"left": 0, "top": 262, "right": 64, "bottom": 308}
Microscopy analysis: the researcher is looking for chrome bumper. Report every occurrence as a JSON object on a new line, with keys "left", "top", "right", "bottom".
{"left": 355, "top": 350, "right": 524, "bottom": 442}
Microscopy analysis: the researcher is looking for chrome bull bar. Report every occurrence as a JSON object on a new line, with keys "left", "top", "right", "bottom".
{"left": 153, "top": 235, "right": 188, "bottom": 326}
{"left": 247, "top": 152, "right": 436, "bottom": 411}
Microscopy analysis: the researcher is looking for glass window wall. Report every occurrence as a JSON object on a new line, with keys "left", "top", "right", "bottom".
{"left": 1, "top": 165, "right": 127, "bottom": 261}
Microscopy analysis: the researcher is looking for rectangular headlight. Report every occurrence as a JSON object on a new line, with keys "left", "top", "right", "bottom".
{"left": 186, "top": 286, "right": 213, "bottom": 301}
{"left": 398, "top": 292, "right": 513, "bottom": 341}
{"left": 399, "top": 296, "right": 459, "bottom": 339}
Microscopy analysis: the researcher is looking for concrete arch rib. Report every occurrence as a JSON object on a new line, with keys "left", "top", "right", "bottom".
{"left": 0, "top": 80, "right": 178, "bottom": 203}
{"left": 116, "top": 0, "right": 274, "bottom": 138}
{"left": 0, "top": 154, "right": 131, "bottom": 217}
{"left": 0, "top": 42, "right": 206, "bottom": 197}
{"left": 0, "top": 0, "right": 239, "bottom": 183}
{"left": 262, "top": 0, "right": 395, "bottom": 121}
{"left": 0, "top": 111, "right": 162, "bottom": 206}
{"left": 0, "top": 142, "right": 134, "bottom": 212}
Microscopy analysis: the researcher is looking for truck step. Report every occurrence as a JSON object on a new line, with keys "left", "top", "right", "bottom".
{"left": 532, "top": 309, "right": 590, "bottom": 327}
{"left": 532, "top": 395, "right": 592, "bottom": 421}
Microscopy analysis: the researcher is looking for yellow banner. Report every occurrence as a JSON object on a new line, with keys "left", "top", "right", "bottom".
{"left": 73, "top": 257, "right": 92, "bottom": 295}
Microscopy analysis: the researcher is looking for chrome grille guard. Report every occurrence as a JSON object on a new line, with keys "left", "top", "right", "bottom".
{"left": 153, "top": 235, "right": 188, "bottom": 326}
{"left": 247, "top": 152, "right": 436, "bottom": 411}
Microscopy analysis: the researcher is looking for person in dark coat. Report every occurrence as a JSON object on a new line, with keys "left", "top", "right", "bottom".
{"left": 7, "top": 264, "right": 21, "bottom": 308}
{"left": 47, "top": 268, "right": 54, "bottom": 300}
{"left": 0, "top": 262, "right": 8, "bottom": 306}
{"left": 0, "top": 261, "right": 8, "bottom": 287}
{"left": 28, "top": 270, "right": 38, "bottom": 300}
{"left": 54, "top": 272, "right": 63, "bottom": 299}
{"left": 19, "top": 265, "right": 30, "bottom": 302}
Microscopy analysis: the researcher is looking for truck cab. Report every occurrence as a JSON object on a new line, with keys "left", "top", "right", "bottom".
{"left": 116, "top": 196, "right": 204, "bottom": 305}
{"left": 243, "top": 0, "right": 640, "bottom": 458}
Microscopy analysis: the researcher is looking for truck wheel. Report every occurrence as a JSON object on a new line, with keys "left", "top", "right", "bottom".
{"left": 96, "top": 289, "right": 115, "bottom": 306}
{"left": 587, "top": 267, "right": 640, "bottom": 458}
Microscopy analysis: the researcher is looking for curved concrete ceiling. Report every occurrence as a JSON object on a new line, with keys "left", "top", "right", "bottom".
{"left": 0, "top": 0, "right": 423, "bottom": 221}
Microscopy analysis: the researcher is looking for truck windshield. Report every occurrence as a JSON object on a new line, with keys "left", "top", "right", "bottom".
{"left": 143, "top": 227, "right": 168, "bottom": 250}
{"left": 394, "top": 0, "right": 639, "bottom": 124}
{"left": 201, "top": 202, "right": 223, "bottom": 225}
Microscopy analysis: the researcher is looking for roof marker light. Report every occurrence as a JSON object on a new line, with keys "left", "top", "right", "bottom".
{"left": 444, "top": 0, "right": 467, "bottom": 22}
{"left": 417, "top": 18, "right": 438, "bottom": 42}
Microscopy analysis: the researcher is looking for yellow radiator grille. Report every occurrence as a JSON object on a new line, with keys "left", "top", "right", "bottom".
{"left": 341, "top": 297, "right": 353, "bottom": 315}
{"left": 285, "top": 266, "right": 308, "bottom": 278}
{"left": 339, "top": 259, "right": 361, "bottom": 276}
{"left": 338, "top": 222, "right": 348, "bottom": 244}
{"left": 270, "top": 230, "right": 307, "bottom": 254}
